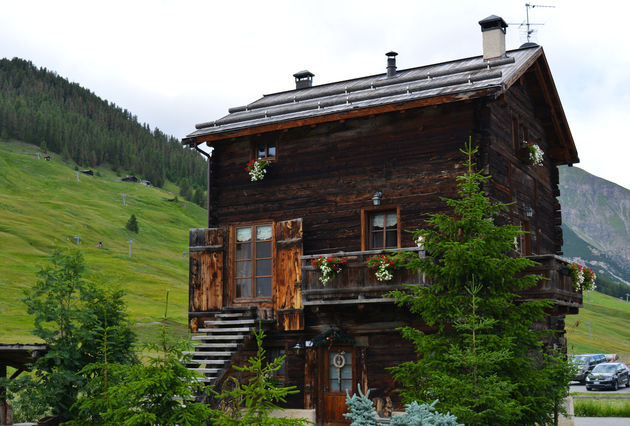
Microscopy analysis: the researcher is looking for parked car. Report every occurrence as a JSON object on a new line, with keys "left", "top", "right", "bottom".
{"left": 585, "top": 362, "right": 630, "bottom": 391}
{"left": 571, "top": 354, "right": 607, "bottom": 384}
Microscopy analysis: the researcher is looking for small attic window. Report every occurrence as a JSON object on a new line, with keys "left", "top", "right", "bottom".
{"left": 256, "top": 141, "right": 276, "bottom": 160}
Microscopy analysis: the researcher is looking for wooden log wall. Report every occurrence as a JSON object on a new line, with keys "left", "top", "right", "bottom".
{"left": 217, "top": 304, "right": 421, "bottom": 412}
{"left": 482, "top": 79, "right": 564, "bottom": 255}
{"left": 210, "top": 102, "right": 476, "bottom": 255}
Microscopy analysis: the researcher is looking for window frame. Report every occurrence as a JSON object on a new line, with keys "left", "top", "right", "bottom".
{"left": 253, "top": 140, "right": 277, "bottom": 161}
{"left": 231, "top": 221, "right": 274, "bottom": 302}
{"left": 361, "top": 206, "right": 401, "bottom": 251}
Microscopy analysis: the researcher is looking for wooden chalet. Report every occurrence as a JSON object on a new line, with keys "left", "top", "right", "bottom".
{"left": 182, "top": 16, "right": 581, "bottom": 425}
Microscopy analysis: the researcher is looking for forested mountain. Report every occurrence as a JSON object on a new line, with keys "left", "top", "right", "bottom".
{"left": 0, "top": 57, "right": 206, "bottom": 202}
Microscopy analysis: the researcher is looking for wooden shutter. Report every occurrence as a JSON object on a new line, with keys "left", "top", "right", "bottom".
{"left": 274, "top": 218, "right": 304, "bottom": 330}
{"left": 189, "top": 228, "right": 224, "bottom": 315}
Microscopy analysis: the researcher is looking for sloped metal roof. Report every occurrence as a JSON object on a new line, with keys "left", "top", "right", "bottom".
{"left": 184, "top": 46, "right": 542, "bottom": 144}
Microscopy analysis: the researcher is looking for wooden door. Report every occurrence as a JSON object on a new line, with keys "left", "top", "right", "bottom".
{"left": 321, "top": 347, "right": 355, "bottom": 425}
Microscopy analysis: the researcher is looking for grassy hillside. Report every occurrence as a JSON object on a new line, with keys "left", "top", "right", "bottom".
{"left": 0, "top": 139, "right": 206, "bottom": 342}
{"left": 565, "top": 291, "right": 630, "bottom": 360}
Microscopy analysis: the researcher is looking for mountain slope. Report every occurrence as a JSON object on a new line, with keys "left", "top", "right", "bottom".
{"left": 0, "top": 140, "right": 206, "bottom": 342}
{"left": 0, "top": 57, "right": 207, "bottom": 203}
{"left": 559, "top": 165, "right": 630, "bottom": 287}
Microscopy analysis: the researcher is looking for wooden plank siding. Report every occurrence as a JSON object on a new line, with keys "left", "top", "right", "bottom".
{"left": 213, "top": 305, "right": 423, "bottom": 412}
{"left": 209, "top": 102, "right": 476, "bottom": 255}
{"left": 483, "top": 81, "right": 563, "bottom": 255}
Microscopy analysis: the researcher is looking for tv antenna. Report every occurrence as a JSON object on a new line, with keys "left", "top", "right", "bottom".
{"left": 510, "top": 3, "right": 555, "bottom": 44}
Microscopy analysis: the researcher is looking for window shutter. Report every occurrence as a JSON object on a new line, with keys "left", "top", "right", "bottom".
{"left": 189, "top": 228, "right": 224, "bottom": 316}
{"left": 274, "top": 218, "right": 304, "bottom": 330}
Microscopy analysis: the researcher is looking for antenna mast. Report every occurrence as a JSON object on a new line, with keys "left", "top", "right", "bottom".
{"left": 524, "top": 3, "right": 555, "bottom": 43}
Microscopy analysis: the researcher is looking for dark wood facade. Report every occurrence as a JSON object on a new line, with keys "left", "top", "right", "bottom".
{"left": 183, "top": 34, "right": 580, "bottom": 424}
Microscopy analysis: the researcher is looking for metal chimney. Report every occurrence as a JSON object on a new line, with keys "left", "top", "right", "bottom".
{"left": 478, "top": 15, "right": 508, "bottom": 60}
{"left": 386, "top": 51, "right": 398, "bottom": 77}
{"left": 293, "top": 70, "right": 314, "bottom": 89}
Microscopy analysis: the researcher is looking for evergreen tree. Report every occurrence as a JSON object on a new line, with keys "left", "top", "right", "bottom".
{"left": 70, "top": 293, "right": 211, "bottom": 425}
{"left": 388, "top": 140, "right": 572, "bottom": 425}
{"left": 209, "top": 326, "right": 309, "bottom": 425}
{"left": 2, "top": 250, "right": 136, "bottom": 422}
{"left": 125, "top": 214, "right": 139, "bottom": 233}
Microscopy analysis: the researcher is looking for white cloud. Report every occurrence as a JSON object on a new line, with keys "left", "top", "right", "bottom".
{"left": 1, "top": 0, "right": 629, "bottom": 188}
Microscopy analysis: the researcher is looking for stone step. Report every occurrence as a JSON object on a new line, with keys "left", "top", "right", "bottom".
{"left": 204, "top": 319, "right": 256, "bottom": 326}
{"left": 190, "top": 359, "right": 228, "bottom": 365}
{"left": 197, "top": 327, "right": 252, "bottom": 333}
{"left": 191, "top": 334, "right": 247, "bottom": 341}
{"left": 215, "top": 312, "right": 247, "bottom": 318}
{"left": 192, "top": 342, "right": 240, "bottom": 349}
{"left": 191, "top": 368, "right": 222, "bottom": 374}
{"left": 184, "top": 351, "right": 234, "bottom": 357}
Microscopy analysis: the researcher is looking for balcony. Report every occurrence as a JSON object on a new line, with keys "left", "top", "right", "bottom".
{"left": 520, "top": 254, "right": 582, "bottom": 312}
{"left": 300, "top": 250, "right": 581, "bottom": 311}
{"left": 301, "top": 247, "right": 426, "bottom": 306}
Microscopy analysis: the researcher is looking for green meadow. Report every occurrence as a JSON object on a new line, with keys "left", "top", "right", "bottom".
{"left": 565, "top": 290, "right": 630, "bottom": 360}
{"left": 0, "top": 140, "right": 206, "bottom": 342}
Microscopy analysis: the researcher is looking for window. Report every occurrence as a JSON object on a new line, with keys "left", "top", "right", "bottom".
{"left": 256, "top": 141, "right": 276, "bottom": 160}
{"left": 369, "top": 211, "right": 399, "bottom": 249}
{"left": 235, "top": 224, "right": 273, "bottom": 298}
{"left": 328, "top": 351, "right": 353, "bottom": 392}
{"left": 517, "top": 220, "right": 532, "bottom": 256}
{"left": 269, "top": 348, "right": 286, "bottom": 381}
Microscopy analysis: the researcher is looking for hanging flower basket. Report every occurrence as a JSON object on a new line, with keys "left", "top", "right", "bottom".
{"left": 245, "top": 159, "right": 270, "bottom": 181}
{"left": 311, "top": 256, "right": 346, "bottom": 285}
{"left": 366, "top": 253, "right": 404, "bottom": 282}
{"left": 523, "top": 141, "right": 544, "bottom": 166}
{"left": 568, "top": 263, "right": 597, "bottom": 292}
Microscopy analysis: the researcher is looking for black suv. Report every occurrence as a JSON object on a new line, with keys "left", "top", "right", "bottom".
{"left": 572, "top": 354, "right": 607, "bottom": 384}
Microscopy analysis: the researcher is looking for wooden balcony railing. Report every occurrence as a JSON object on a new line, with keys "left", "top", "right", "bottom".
{"left": 520, "top": 254, "right": 582, "bottom": 311}
{"left": 301, "top": 247, "right": 426, "bottom": 306}
{"left": 300, "top": 250, "right": 581, "bottom": 311}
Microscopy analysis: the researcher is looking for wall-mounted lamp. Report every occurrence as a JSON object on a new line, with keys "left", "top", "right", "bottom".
{"left": 372, "top": 191, "right": 382, "bottom": 206}
{"left": 292, "top": 340, "right": 313, "bottom": 355}
{"left": 292, "top": 341, "right": 304, "bottom": 355}
{"left": 525, "top": 206, "right": 533, "bottom": 218}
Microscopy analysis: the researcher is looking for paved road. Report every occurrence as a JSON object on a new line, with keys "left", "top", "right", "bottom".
{"left": 570, "top": 382, "right": 630, "bottom": 394}
{"left": 574, "top": 417, "right": 630, "bottom": 425}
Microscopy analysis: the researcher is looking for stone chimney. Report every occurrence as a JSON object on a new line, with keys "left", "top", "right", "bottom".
{"left": 386, "top": 51, "right": 398, "bottom": 77}
{"left": 293, "top": 70, "right": 314, "bottom": 89}
{"left": 478, "top": 15, "right": 508, "bottom": 60}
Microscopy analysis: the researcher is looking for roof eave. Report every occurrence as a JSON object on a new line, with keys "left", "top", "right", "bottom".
{"left": 182, "top": 87, "right": 501, "bottom": 147}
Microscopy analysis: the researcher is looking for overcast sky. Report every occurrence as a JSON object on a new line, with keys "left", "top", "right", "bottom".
{"left": 1, "top": 0, "right": 629, "bottom": 189}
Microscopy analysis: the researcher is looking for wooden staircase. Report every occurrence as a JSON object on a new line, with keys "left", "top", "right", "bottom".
{"left": 187, "top": 310, "right": 256, "bottom": 384}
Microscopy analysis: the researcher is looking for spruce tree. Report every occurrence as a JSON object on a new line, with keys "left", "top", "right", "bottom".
{"left": 388, "top": 140, "right": 572, "bottom": 425}
{"left": 125, "top": 214, "right": 139, "bottom": 233}
{"left": 3, "top": 250, "right": 136, "bottom": 422}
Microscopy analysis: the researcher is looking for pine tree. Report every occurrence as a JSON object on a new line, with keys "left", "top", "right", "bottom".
{"left": 388, "top": 139, "right": 572, "bottom": 425}
{"left": 3, "top": 250, "right": 136, "bottom": 422}
{"left": 209, "top": 326, "right": 309, "bottom": 425}
{"left": 125, "top": 214, "right": 139, "bottom": 233}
